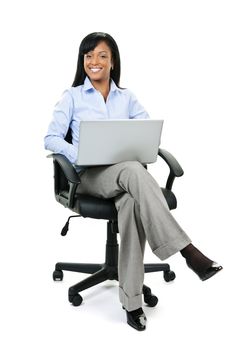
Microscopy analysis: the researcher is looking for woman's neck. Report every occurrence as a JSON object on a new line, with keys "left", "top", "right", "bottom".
{"left": 91, "top": 79, "right": 110, "bottom": 101}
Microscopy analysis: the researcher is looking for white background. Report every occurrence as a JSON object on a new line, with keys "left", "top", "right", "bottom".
{"left": 1, "top": 0, "right": 249, "bottom": 348}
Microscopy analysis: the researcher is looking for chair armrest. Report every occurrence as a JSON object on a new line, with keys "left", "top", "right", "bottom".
{"left": 47, "top": 153, "right": 81, "bottom": 209}
{"left": 47, "top": 154, "right": 81, "bottom": 184}
{"left": 158, "top": 148, "right": 184, "bottom": 190}
{"left": 158, "top": 148, "right": 184, "bottom": 177}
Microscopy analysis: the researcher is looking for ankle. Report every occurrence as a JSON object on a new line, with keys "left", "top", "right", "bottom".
{"left": 125, "top": 307, "right": 144, "bottom": 317}
{"left": 180, "top": 243, "right": 195, "bottom": 258}
{"left": 180, "top": 243, "right": 213, "bottom": 273}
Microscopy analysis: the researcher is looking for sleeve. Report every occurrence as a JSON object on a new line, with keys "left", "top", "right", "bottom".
{"left": 44, "top": 90, "right": 77, "bottom": 164}
{"left": 128, "top": 91, "right": 150, "bottom": 119}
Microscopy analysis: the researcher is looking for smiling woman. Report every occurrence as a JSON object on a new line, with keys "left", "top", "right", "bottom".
{"left": 83, "top": 41, "right": 114, "bottom": 100}
{"left": 72, "top": 32, "right": 121, "bottom": 95}
{"left": 44, "top": 31, "right": 222, "bottom": 332}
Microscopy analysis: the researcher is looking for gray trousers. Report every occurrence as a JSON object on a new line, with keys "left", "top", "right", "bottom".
{"left": 77, "top": 161, "right": 191, "bottom": 311}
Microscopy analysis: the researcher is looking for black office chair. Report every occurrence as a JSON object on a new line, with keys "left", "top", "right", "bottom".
{"left": 49, "top": 132, "right": 184, "bottom": 308}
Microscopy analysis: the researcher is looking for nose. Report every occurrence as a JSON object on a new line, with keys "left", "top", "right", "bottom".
{"left": 90, "top": 55, "right": 99, "bottom": 65}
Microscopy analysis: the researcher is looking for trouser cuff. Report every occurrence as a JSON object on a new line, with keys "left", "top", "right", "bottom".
{"left": 153, "top": 236, "right": 192, "bottom": 260}
{"left": 119, "top": 287, "right": 142, "bottom": 312}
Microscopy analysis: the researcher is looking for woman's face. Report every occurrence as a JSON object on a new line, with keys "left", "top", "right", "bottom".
{"left": 84, "top": 41, "right": 113, "bottom": 83}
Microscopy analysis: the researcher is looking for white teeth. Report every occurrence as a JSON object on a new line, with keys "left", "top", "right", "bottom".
{"left": 90, "top": 68, "right": 101, "bottom": 73}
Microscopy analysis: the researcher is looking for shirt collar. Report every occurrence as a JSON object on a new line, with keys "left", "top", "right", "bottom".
{"left": 83, "top": 76, "right": 121, "bottom": 93}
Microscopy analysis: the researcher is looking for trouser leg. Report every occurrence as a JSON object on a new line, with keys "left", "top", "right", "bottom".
{"left": 114, "top": 192, "right": 146, "bottom": 311}
{"left": 78, "top": 161, "right": 191, "bottom": 260}
{"left": 77, "top": 161, "right": 191, "bottom": 309}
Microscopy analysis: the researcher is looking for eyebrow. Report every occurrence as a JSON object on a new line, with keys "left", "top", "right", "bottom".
{"left": 86, "top": 50, "right": 109, "bottom": 54}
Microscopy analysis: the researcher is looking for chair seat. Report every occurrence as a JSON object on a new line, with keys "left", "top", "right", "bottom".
{"left": 74, "top": 188, "right": 177, "bottom": 220}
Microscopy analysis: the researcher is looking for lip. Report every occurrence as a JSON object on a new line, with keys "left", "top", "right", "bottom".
{"left": 89, "top": 67, "right": 102, "bottom": 73}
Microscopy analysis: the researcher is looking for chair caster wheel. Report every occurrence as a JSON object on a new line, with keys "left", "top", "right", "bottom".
{"left": 144, "top": 293, "right": 158, "bottom": 307}
{"left": 143, "top": 286, "right": 158, "bottom": 307}
{"left": 70, "top": 294, "right": 83, "bottom": 307}
{"left": 164, "top": 270, "right": 176, "bottom": 282}
{"left": 53, "top": 270, "right": 63, "bottom": 281}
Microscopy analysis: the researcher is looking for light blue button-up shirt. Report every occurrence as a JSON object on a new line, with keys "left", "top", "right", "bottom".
{"left": 44, "top": 77, "right": 149, "bottom": 165}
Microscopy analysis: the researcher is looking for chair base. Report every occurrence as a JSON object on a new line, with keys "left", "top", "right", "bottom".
{"left": 53, "top": 221, "right": 176, "bottom": 306}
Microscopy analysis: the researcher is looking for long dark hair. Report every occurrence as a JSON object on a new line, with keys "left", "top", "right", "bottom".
{"left": 72, "top": 32, "right": 121, "bottom": 87}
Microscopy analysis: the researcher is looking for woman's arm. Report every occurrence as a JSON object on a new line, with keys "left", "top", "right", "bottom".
{"left": 128, "top": 91, "right": 150, "bottom": 119}
{"left": 44, "top": 90, "right": 77, "bottom": 163}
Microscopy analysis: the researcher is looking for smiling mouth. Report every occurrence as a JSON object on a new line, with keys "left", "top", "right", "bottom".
{"left": 90, "top": 68, "right": 102, "bottom": 73}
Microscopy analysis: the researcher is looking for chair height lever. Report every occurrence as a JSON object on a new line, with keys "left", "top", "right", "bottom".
{"left": 61, "top": 215, "right": 81, "bottom": 236}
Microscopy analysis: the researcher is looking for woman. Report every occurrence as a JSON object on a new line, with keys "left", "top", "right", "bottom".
{"left": 44, "top": 32, "right": 222, "bottom": 331}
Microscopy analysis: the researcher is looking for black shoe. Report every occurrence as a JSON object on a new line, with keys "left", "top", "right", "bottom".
{"left": 187, "top": 261, "right": 223, "bottom": 281}
{"left": 124, "top": 307, "right": 147, "bottom": 331}
{"left": 198, "top": 262, "right": 223, "bottom": 281}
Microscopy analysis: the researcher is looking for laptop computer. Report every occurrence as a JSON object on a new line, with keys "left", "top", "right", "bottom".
{"left": 75, "top": 119, "right": 164, "bottom": 166}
